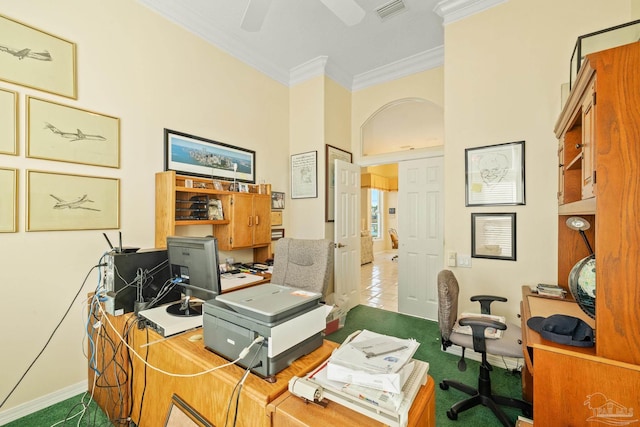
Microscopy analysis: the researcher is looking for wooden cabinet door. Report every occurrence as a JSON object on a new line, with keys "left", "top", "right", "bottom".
{"left": 253, "top": 195, "right": 271, "bottom": 246}
{"left": 581, "top": 79, "right": 596, "bottom": 199}
{"left": 230, "top": 193, "right": 254, "bottom": 248}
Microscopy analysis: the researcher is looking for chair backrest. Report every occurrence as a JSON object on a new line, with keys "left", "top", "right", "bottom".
{"left": 270, "top": 238, "right": 334, "bottom": 298}
{"left": 389, "top": 228, "right": 399, "bottom": 248}
{"left": 437, "top": 269, "right": 460, "bottom": 342}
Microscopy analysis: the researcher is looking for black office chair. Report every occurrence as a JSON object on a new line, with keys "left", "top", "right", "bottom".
{"left": 437, "top": 270, "right": 532, "bottom": 427}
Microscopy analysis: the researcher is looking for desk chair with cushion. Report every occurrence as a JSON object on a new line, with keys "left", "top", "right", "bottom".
{"left": 437, "top": 270, "right": 531, "bottom": 427}
{"left": 389, "top": 228, "right": 399, "bottom": 261}
{"left": 270, "top": 238, "right": 333, "bottom": 299}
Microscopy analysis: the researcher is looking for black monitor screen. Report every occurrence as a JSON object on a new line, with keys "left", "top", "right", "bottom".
{"left": 166, "top": 236, "right": 221, "bottom": 316}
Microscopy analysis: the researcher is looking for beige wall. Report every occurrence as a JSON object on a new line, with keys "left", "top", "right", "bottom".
{"left": 443, "top": 0, "right": 631, "bottom": 321}
{"left": 323, "top": 77, "right": 352, "bottom": 240}
{"left": 2, "top": 0, "right": 637, "bottom": 416}
{"left": 0, "top": 0, "right": 289, "bottom": 411}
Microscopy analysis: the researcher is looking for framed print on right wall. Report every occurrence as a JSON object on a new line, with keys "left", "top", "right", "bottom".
{"left": 465, "top": 140, "right": 525, "bottom": 206}
{"left": 471, "top": 212, "right": 516, "bottom": 261}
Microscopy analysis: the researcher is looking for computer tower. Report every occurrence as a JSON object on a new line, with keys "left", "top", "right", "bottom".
{"left": 104, "top": 249, "right": 180, "bottom": 315}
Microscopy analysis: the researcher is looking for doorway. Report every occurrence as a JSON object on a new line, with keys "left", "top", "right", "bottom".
{"left": 358, "top": 98, "right": 444, "bottom": 320}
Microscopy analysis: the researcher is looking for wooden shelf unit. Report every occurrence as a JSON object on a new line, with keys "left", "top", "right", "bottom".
{"left": 155, "top": 171, "right": 272, "bottom": 261}
{"left": 554, "top": 41, "right": 640, "bottom": 365}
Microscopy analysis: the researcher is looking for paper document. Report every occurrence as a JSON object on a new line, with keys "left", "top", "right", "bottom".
{"left": 327, "top": 329, "right": 419, "bottom": 393}
{"left": 329, "top": 329, "right": 418, "bottom": 374}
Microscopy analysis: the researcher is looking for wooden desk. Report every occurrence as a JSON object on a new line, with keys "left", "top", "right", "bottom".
{"left": 90, "top": 310, "right": 333, "bottom": 427}
{"left": 267, "top": 376, "right": 435, "bottom": 427}
{"left": 520, "top": 286, "right": 640, "bottom": 425}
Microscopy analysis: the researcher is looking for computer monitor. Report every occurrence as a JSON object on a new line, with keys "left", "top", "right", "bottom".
{"left": 166, "top": 235, "right": 222, "bottom": 317}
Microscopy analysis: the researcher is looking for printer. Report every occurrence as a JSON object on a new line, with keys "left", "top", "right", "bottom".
{"left": 203, "top": 284, "right": 327, "bottom": 378}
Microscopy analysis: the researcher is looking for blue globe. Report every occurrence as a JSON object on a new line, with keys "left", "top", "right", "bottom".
{"left": 569, "top": 255, "right": 596, "bottom": 319}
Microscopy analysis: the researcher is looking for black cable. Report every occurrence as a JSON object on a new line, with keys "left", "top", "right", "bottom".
{"left": 89, "top": 295, "right": 130, "bottom": 425}
{"left": 136, "top": 326, "right": 150, "bottom": 426}
{"left": 224, "top": 343, "right": 262, "bottom": 427}
{"left": 0, "top": 264, "right": 102, "bottom": 409}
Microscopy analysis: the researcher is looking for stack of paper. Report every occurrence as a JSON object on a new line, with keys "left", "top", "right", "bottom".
{"left": 327, "top": 329, "right": 419, "bottom": 394}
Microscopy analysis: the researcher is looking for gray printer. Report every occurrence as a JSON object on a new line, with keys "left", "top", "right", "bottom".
{"left": 203, "top": 284, "right": 327, "bottom": 378}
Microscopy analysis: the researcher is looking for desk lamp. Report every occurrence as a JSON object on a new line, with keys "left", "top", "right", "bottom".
{"left": 566, "top": 216, "right": 594, "bottom": 255}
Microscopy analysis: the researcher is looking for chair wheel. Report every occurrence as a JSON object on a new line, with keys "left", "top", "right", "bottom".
{"left": 447, "top": 409, "right": 458, "bottom": 420}
{"left": 440, "top": 382, "right": 449, "bottom": 390}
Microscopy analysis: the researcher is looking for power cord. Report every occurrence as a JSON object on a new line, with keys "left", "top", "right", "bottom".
{"left": 224, "top": 338, "right": 264, "bottom": 427}
{"left": 0, "top": 263, "right": 103, "bottom": 410}
{"left": 98, "top": 303, "right": 265, "bottom": 378}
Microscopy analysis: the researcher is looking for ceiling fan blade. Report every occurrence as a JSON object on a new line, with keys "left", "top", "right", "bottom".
{"left": 318, "top": 0, "right": 365, "bottom": 26}
{"left": 240, "top": 0, "right": 272, "bottom": 32}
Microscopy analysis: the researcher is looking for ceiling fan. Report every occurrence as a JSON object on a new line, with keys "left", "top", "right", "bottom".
{"left": 240, "top": 0, "right": 366, "bottom": 31}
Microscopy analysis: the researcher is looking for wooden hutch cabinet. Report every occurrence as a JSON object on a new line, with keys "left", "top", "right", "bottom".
{"left": 213, "top": 192, "right": 271, "bottom": 250}
{"left": 523, "top": 42, "right": 640, "bottom": 425}
{"left": 155, "top": 170, "right": 271, "bottom": 260}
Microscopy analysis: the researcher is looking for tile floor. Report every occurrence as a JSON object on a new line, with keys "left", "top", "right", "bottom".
{"left": 360, "top": 250, "right": 399, "bottom": 312}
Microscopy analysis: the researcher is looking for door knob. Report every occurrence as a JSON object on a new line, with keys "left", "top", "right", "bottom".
{"left": 335, "top": 243, "right": 347, "bottom": 248}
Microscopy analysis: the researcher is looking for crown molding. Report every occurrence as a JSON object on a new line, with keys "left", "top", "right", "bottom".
{"left": 433, "top": 0, "right": 508, "bottom": 25}
{"left": 289, "top": 56, "right": 329, "bottom": 86}
{"left": 351, "top": 46, "right": 444, "bottom": 91}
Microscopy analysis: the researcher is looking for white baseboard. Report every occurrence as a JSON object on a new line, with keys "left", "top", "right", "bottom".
{"left": 0, "top": 381, "right": 87, "bottom": 425}
{"left": 442, "top": 345, "right": 523, "bottom": 372}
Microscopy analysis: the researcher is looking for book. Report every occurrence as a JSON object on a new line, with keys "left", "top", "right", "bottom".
{"left": 535, "top": 283, "right": 567, "bottom": 298}
{"left": 207, "top": 198, "right": 224, "bottom": 220}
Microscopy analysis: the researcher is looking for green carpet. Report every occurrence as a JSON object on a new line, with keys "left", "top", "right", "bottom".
{"left": 325, "top": 305, "right": 527, "bottom": 426}
{"left": 6, "top": 305, "right": 526, "bottom": 426}
{"left": 3, "top": 393, "right": 110, "bottom": 427}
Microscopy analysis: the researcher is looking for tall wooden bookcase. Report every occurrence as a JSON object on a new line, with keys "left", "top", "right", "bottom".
{"left": 554, "top": 42, "right": 640, "bottom": 365}
{"left": 528, "top": 41, "right": 640, "bottom": 425}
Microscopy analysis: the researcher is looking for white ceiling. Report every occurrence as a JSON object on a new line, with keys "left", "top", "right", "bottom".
{"left": 136, "top": 0, "right": 446, "bottom": 90}
{"left": 135, "top": 0, "right": 499, "bottom": 156}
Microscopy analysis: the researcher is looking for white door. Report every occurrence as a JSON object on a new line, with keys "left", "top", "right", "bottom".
{"left": 398, "top": 156, "right": 444, "bottom": 319}
{"left": 334, "top": 159, "right": 360, "bottom": 311}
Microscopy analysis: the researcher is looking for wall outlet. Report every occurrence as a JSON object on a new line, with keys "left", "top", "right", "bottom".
{"left": 457, "top": 254, "right": 472, "bottom": 268}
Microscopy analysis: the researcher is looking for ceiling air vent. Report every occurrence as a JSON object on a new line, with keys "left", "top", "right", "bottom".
{"left": 375, "top": 0, "right": 407, "bottom": 21}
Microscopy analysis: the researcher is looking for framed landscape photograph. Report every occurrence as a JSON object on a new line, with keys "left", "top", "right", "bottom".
{"left": 325, "top": 144, "right": 352, "bottom": 222}
{"left": 0, "top": 168, "right": 18, "bottom": 232}
{"left": 0, "top": 88, "right": 18, "bottom": 155}
{"left": 0, "top": 14, "right": 77, "bottom": 99}
{"left": 465, "top": 141, "right": 525, "bottom": 206}
{"left": 471, "top": 212, "right": 516, "bottom": 261}
{"left": 26, "top": 170, "right": 119, "bottom": 231}
{"left": 165, "top": 129, "right": 256, "bottom": 183}
{"left": 291, "top": 151, "right": 317, "bottom": 199}
{"left": 27, "top": 96, "right": 120, "bottom": 168}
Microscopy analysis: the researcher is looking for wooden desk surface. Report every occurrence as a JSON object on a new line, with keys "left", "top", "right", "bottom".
{"left": 91, "top": 309, "right": 336, "bottom": 427}
{"left": 130, "top": 329, "right": 336, "bottom": 427}
{"left": 521, "top": 286, "right": 596, "bottom": 357}
{"left": 267, "top": 376, "right": 436, "bottom": 427}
